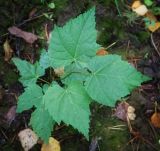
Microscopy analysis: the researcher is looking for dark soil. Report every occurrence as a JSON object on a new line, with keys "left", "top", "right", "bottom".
{"left": 0, "top": 0, "right": 160, "bottom": 151}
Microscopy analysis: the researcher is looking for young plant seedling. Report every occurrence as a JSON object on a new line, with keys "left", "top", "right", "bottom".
{"left": 13, "top": 7, "right": 150, "bottom": 143}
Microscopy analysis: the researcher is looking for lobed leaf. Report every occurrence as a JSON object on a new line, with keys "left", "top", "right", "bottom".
{"left": 48, "top": 7, "right": 100, "bottom": 68}
{"left": 12, "top": 58, "right": 45, "bottom": 86}
{"left": 17, "top": 84, "right": 43, "bottom": 113}
{"left": 85, "top": 55, "right": 150, "bottom": 107}
{"left": 62, "top": 63, "right": 89, "bottom": 85}
{"left": 43, "top": 82, "right": 91, "bottom": 138}
{"left": 30, "top": 105, "right": 54, "bottom": 143}
{"left": 39, "top": 50, "right": 51, "bottom": 69}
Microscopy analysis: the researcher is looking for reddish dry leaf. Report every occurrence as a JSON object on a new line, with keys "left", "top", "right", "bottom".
{"left": 151, "top": 112, "right": 160, "bottom": 128}
{"left": 114, "top": 102, "right": 129, "bottom": 121}
{"left": 3, "top": 39, "right": 13, "bottom": 61}
{"left": 8, "top": 26, "right": 38, "bottom": 44}
{"left": 4, "top": 106, "right": 16, "bottom": 125}
{"left": 96, "top": 48, "right": 108, "bottom": 56}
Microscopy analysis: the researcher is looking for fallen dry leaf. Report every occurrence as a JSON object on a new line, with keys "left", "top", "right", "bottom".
{"left": 132, "top": 5, "right": 148, "bottom": 16}
{"left": 41, "top": 137, "right": 61, "bottom": 151}
{"left": 96, "top": 48, "right": 108, "bottom": 56}
{"left": 4, "top": 106, "right": 16, "bottom": 125}
{"left": 3, "top": 39, "right": 13, "bottom": 61}
{"left": 132, "top": 1, "right": 142, "bottom": 9}
{"left": 8, "top": 26, "right": 38, "bottom": 44}
{"left": 131, "top": 1, "right": 160, "bottom": 32}
{"left": 145, "top": 11, "right": 157, "bottom": 22}
{"left": 148, "top": 22, "right": 160, "bottom": 32}
{"left": 145, "top": 11, "right": 160, "bottom": 32}
{"left": 115, "top": 102, "right": 136, "bottom": 121}
{"left": 18, "top": 128, "right": 38, "bottom": 151}
{"left": 115, "top": 102, "right": 129, "bottom": 121}
{"left": 151, "top": 112, "right": 160, "bottom": 128}
{"left": 132, "top": 1, "right": 148, "bottom": 16}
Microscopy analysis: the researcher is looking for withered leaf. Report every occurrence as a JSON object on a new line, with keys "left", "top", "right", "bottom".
{"left": 115, "top": 102, "right": 136, "bottom": 121}
{"left": 4, "top": 105, "right": 16, "bottom": 125}
{"left": 115, "top": 102, "right": 129, "bottom": 121}
{"left": 8, "top": 26, "right": 38, "bottom": 44}
{"left": 96, "top": 48, "right": 108, "bottom": 56}
{"left": 151, "top": 112, "right": 160, "bottom": 128}
{"left": 3, "top": 39, "right": 13, "bottom": 61}
{"left": 41, "top": 137, "right": 61, "bottom": 151}
{"left": 18, "top": 128, "right": 38, "bottom": 151}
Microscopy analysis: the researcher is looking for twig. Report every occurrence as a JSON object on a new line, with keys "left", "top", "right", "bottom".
{"left": 114, "top": 0, "right": 122, "bottom": 16}
{"left": 38, "top": 78, "right": 50, "bottom": 84}
{"left": 151, "top": 33, "right": 160, "bottom": 57}
{"left": 0, "top": 128, "right": 8, "bottom": 140}
{"left": 0, "top": 12, "right": 53, "bottom": 38}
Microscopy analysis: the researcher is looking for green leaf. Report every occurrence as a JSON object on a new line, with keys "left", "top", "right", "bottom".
{"left": 44, "top": 82, "right": 91, "bottom": 138}
{"left": 12, "top": 58, "right": 45, "bottom": 86}
{"left": 39, "top": 50, "right": 51, "bottom": 69}
{"left": 62, "top": 63, "right": 89, "bottom": 85}
{"left": 30, "top": 105, "right": 54, "bottom": 143}
{"left": 48, "top": 7, "right": 100, "bottom": 68}
{"left": 48, "top": 2, "right": 55, "bottom": 9}
{"left": 144, "top": 0, "right": 153, "bottom": 6}
{"left": 17, "top": 84, "right": 43, "bottom": 113}
{"left": 85, "top": 55, "right": 150, "bottom": 107}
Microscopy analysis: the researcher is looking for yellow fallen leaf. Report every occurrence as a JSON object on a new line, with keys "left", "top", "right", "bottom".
{"left": 41, "top": 137, "right": 61, "bottom": 151}
{"left": 3, "top": 39, "right": 13, "bottom": 61}
{"left": 132, "top": 1, "right": 142, "bottom": 10}
{"left": 148, "top": 22, "right": 160, "bottom": 32}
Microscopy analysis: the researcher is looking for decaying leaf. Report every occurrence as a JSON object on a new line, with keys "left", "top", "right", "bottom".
{"left": 132, "top": 5, "right": 148, "bottom": 16}
{"left": 145, "top": 11, "right": 157, "bottom": 22}
{"left": 3, "top": 39, "right": 13, "bottom": 61}
{"left": 41, "top": 137, "right": 60, "bottom": 151}
{"left": 148, "top": 22, "right": 160, "bottom": 32}
{"left": 131, "top": 1, "right": 160, "bottom": 32}
{"left": 145, "top": 11, "right": 160, "bottom": 32}
{"left": 115, "top": 102, "right": 129, "bottom": 121}
{"left": 115, "top": 102, "right": 136, "bottom": 121}
{"left": 151, "top": 112, "right": 160, "bottom": 128}
{"left": 4, "top": 106, "right": 16, "bottom": 125}
{"left": 18, "top": 128, "right": 38, "bottom": 151}
{"left": 8, "top": 26, "right": 38, "bottom": 44}
{"left": 96, "top": 48, "right": 108, "bottom": 56}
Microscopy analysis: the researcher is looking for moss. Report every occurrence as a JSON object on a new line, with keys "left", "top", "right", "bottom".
{"left": 0, "top": 58, "right": 18, "bottom": 86}
{"left": 91, "top": 106, "right": 130, "bottom": 151}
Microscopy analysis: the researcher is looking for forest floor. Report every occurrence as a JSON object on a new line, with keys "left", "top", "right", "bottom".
{"left": 0, "top": 0, "right": 160, "bottom": 151}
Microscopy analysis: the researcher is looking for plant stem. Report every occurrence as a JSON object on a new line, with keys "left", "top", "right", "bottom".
{"left": 38, "top": 78, "right": 50, "bottom": 84}
{"left": 114, "top": 0, "right": 122, "bottom": 16}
